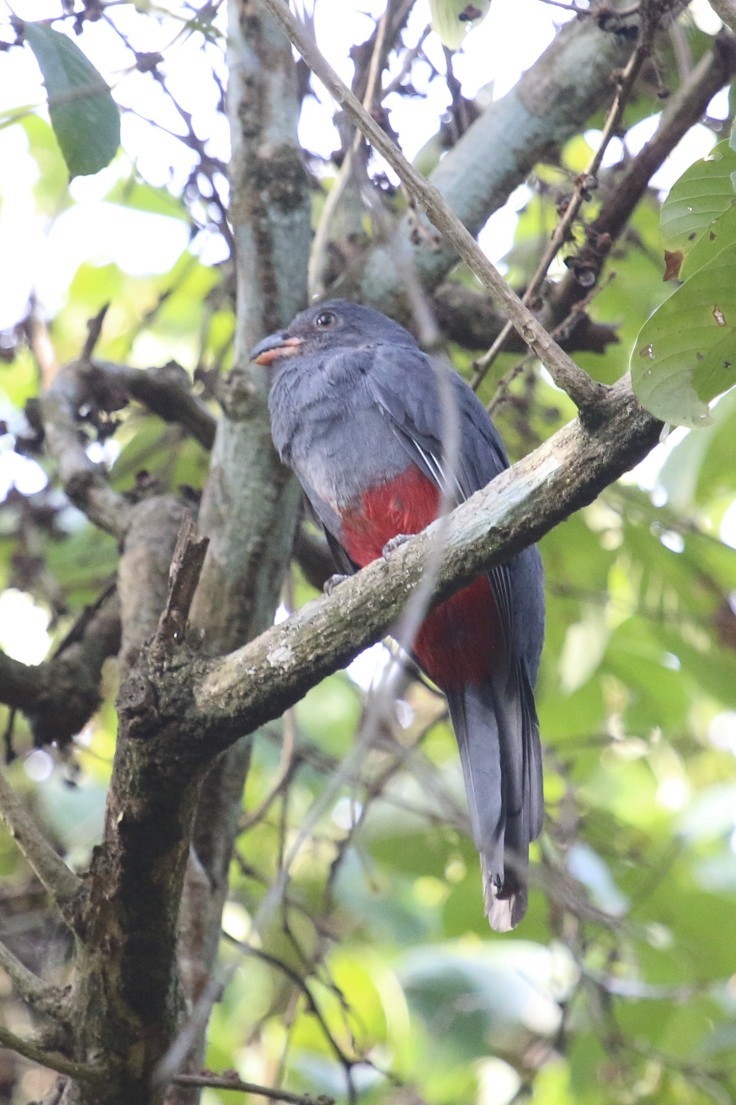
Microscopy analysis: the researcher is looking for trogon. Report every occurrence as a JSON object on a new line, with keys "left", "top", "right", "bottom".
{"left": 251, "top": 300, "right": 545, "bottom": 931}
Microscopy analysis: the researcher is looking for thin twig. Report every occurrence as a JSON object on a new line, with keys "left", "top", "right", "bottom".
{"left": 238, "top": 720, "right": 296, "bottom": 831}
{"left": 230, "top": 940, "right": 361, "bottom": 1096}
{"left": 308, "top": 4, "right": 392, "bottom": 299}
{"left": 545, "top": 29, "right": 736, "bottom": 329}
{"left": 172, "top": 1071, "right": 334, "bottom": 1104}
{"left": 81, "top": 303, "right": 111, "bottom": 361}
{"left": 0, "top": 770, "right": 82, "bottom": 928}
{"left": 258, "top": 0, "right": 606, "bottom": 416}
{"left": 382, "top": 23, "right": 431, "bottom": 96}
{"left": 536, "top": 0, "right": 594, "bottom": 11}
{"left": 0, "top": 1023, "right": 107, "bottom": 1084}
{"left": 473, "top": 7, "right": 655, "bottom": 383}
{"left": 488, "top": 274, "right": 614, "bottom": 415}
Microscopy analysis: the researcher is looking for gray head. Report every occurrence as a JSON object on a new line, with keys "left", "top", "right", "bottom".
{"left": 250, "top": 300, "right": 417, "bottom": 368}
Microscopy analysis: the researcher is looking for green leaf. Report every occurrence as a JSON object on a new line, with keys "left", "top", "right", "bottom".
{"left": 630, "top": 243, "right": 736, "bottom": 427}
{"left": 24, "top": 23, "right": 120, "bottom": 179}
{"left": 660, "top": 140, "right": 736, "bottom": 256}
{"left": 104, "top": 177, "right": 189, "bottom": 220}
{"left": 428, "top": 0, "right": 491, "bottom": 49}
{"left": 680, "top": 200, "right": 736, "bottom": 281}
{"left": 20, "top": 114, "right": 69, "bottom": 212}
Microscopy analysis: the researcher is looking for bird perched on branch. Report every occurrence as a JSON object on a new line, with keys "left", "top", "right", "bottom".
{"left": 251, "top": 300, "right": 544, "bottom": 931}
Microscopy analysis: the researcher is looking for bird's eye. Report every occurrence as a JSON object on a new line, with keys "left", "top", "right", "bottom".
{"left": 314, "top": 310, "right": 337, "bottom": 329}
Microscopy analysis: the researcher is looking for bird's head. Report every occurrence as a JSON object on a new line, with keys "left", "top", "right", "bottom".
{"left": 249, "top": 300, "right": 416, "bottom": 367}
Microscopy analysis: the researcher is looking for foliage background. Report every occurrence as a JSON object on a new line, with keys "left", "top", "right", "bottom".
{"left": 0, "top": 1, "right": 736, "bottom": 1103}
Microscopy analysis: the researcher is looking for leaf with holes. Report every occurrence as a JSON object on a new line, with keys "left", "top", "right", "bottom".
{"left": 679, "top": 200, "right": 736, "bottom": 281}
{"left": 24, "top": 23, "right": 120, "bottom": 179}
{"left": 631, "top": 243, "right": 736, "bottom": 428}
{"left": 428, "top": 0, "right": 492, "bottom": 50}
{"left": 660, "top": 140, "right": 736, "bottom": 259}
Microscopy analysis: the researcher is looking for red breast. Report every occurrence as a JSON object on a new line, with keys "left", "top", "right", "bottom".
{"left": 339, "top": 465, "right": 502, "bottom": 690}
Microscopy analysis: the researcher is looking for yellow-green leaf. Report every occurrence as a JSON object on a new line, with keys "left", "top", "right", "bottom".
{"left": 428, "top": 0, "right": 492, "bottom": 50}
{"left": 660, "top": 140, "right": 736, "bottom": 257}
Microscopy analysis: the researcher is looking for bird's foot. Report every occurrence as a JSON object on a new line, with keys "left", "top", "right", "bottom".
{"left": 324, "top": 573, "right": 348, "bottom": 595}
{"left": 382, "top": 533, "right": 411, "bottom": 559}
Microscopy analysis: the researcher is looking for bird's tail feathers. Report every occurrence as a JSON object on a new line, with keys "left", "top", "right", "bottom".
{"left": 447, "top": 664, "right": 543, "bottom": 933}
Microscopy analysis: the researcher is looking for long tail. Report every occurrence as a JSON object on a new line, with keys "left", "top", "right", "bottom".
{"left": 446, "top": 663, "right": 543, "bottom": 932}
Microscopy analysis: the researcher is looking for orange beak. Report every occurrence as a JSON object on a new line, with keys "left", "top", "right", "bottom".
{"left": 250, "top": 334, "right": 304, "bottom": 366}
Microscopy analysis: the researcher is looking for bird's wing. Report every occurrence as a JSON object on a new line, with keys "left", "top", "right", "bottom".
{"left": 299, "top": 478, "right": 359, "bottom": 575}
{"left": 365, "top": 343, "right": 514, "bottom": 650}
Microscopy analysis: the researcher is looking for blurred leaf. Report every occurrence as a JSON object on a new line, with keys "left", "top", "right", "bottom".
{"left": 0, "top": 348, "right": 39, "bottom": 407}
{"left": 44, "top": 524, "right": 119, "bottom": 606}
{"left": 36, "top": 773, "right": 106, "bottom": 857}
{"left": 398, "top": 943, "right": 570, "bottom": 1062}
{"left": 24, "top": 23, "right": 120, "bottom": 178}
{"left": 104, "top": 177, "right": 189, "bottom": 220}
{"left": 428, "top": 0, "right": 491, "bottom": 49}
{"left": 21, "top": 114, "right": 69, "bottom": 211}
{"left": 296, "top": 675, "right": 361, "bottom": 756}
{"left": 566, "top": 842, "right": 629, "bottom": 915}
{"left": 678, "top": 783, "right": 736, "bottom": 843}
{"left": 558, "top": 608, "right": 609, "bottom": 693}
{"left": 683, "top": 389, "right": 736, "bottom": 503}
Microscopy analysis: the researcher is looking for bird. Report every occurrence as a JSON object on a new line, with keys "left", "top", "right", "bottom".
{"left": 250, "top": 299, "right": 544, "bottom": 931}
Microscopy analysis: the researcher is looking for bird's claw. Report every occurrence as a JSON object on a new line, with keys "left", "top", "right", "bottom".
{"left": 382, "top": 533, "right": 411, "bottom": 559}
{"left": 324, "top": 573, "right": 348, "bottom": 595}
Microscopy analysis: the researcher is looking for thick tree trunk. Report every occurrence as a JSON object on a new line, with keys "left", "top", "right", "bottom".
{"left": 167, "top": 0, "right": 312, "bottom": 1097}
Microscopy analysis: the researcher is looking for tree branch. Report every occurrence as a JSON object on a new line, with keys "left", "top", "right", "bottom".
{"left": 432, "top": 281, "right": 620, "bottom": 355}
{"left": 258, "top": 0, "right": 607, "bottom": 415}
{"left": 168, "top": 2, "right": 316, "bottom": 1091}
{"left": 708, "top": 0, "right": 736, "bottom": 33}
{"left": 39, "top": 349, "right": 214, "bottom": 551}
{"left": 119, "top": 375, "right": 662, "bottom": 764}
{"left": 547, "top": 29, "right": 736, "bottom": 327}
{"left": 326, "top": 6, "right": 632, "bottom": 312}
{"left": 39, "top": 364, "right": 133, "bottom": 540}
{"left": 0, "top": 937, "right": 64, "bottom": 1017}
{"left": 171, "top": 1071, "right": 333, "bottom": 1105}
{"left": 87, "top": 360, "right": 216, "bottom": 450}
{"left": 117, "top": 496, "right": 193, "bottom": 677}
{"left": 0, "top": 770, "right": 82, "bottom": 926}
{"left": 0, "top": 1023, "right": 106, "bottom": 1084}
{"left": 149, "top": 514, "right": 209, "bottom": 669}
{"left": 474, "top": 6, "right": 657, "bottom": 378}
{"left": 0, "top": 651, "right": 43, "bottom": 712}
{"left": 0, "top": 587, "right": 121, "bottom": 750}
